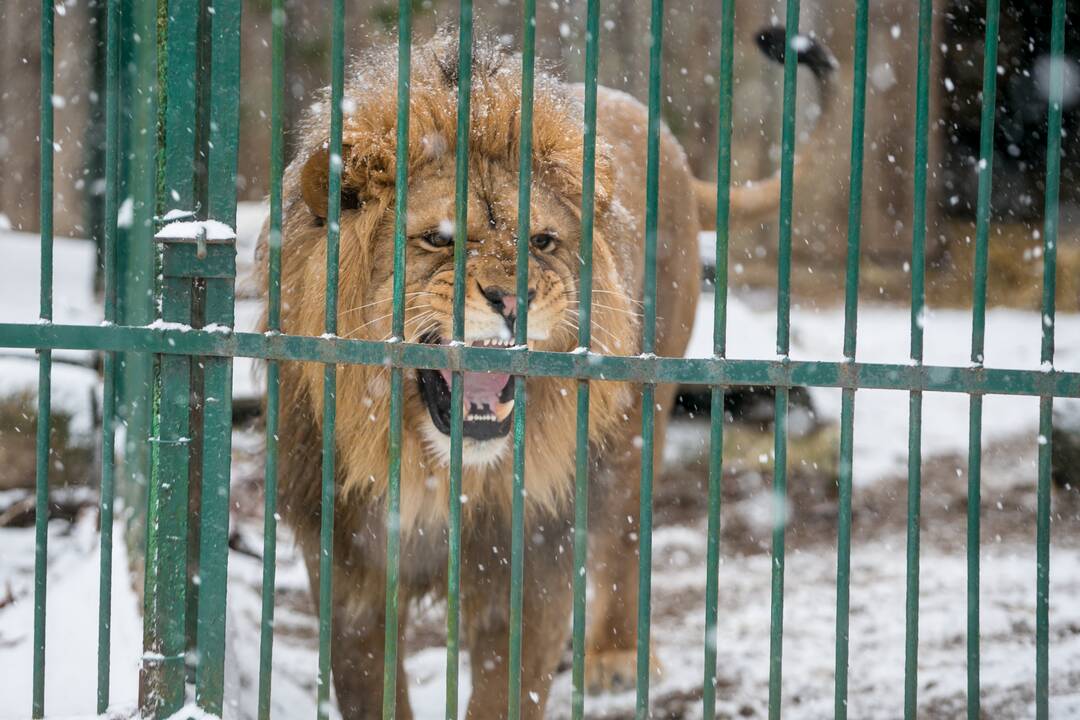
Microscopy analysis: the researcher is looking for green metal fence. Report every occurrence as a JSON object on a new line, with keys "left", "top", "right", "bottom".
{"left": 2, "top": 0, "right": 1076, "bottom": 718}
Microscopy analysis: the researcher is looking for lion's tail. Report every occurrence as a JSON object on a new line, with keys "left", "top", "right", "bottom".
{"left": 695, "top": 25, "right": 838, "bottom": 230}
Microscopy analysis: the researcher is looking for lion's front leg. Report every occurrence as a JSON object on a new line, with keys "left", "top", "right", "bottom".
{"left": 584, "top": 450, "right": 641, "bottom": 694}
{"left": 462, "top": 523, "right": 572, "bottom": 719}
{"left": 303, "top": 544, "right": 413, "bottom": 720}
{"left": 585, "top": 382, "right": 676, "bottom": 695}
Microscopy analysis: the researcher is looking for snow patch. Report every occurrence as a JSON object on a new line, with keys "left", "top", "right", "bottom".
{"left": 155, "top": 219, "right": 237, "bottom": 242}
{"left": 685, "top": 262, "right": 1080, "bottom": 485}
{"left": 0, "top": 519, "right": 142, "bottom": 718}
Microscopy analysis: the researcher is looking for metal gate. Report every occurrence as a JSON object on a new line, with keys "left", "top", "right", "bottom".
{"left": 1, "top": 0, "right": 1076, "bottom": 718}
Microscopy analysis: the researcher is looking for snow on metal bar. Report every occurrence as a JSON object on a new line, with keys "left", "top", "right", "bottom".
{"left": 154, "top": 220, "right": 238, "bottom": 242}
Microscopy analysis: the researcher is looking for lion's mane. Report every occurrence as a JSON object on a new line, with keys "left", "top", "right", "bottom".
{"left": 260, "top": 32, "right": 639, "bottom": 541}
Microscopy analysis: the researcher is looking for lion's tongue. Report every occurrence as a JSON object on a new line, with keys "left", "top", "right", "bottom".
{"left": 439, "top": 369, "right": 512, "bottom": 417}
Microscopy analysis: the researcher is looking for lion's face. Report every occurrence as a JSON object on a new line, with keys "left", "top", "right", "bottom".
{"left": 337, "top": 154, "right": 629, "bottom": 466}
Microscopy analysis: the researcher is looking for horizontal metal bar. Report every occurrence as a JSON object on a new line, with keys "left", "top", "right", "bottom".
{"left": 2, "top": 323, "right": 1079, "bottom": 397}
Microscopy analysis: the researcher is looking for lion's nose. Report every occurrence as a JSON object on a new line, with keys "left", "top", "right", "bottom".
{"left": 479, "top": 284, "right": 535, "bottom": 331}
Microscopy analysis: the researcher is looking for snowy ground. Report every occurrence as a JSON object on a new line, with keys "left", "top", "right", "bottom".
{"left": 6, "top": 422, "right": 1080, "bottom": 719}
{"left": 0, "top": 515, "right": 142, "bottom": 718}
{"left": 684, "top": 295, "right": 1080, "bottom": 486}
{"left": 2, "top": 213, "right": 1080, "bottom": 717}
{"left": 214, "top": 416, "right": 1080, "bottom": 720}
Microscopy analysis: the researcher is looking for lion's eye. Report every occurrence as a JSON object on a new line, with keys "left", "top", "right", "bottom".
{"left": 419, "top": 229, "right": 453, "bottom": 249}
{"left": 530, "top": 233, "right": 557, "bottom": 251}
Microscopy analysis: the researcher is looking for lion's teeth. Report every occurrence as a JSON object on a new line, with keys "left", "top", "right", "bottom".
{"left": 494, "top": 398, "right": 515, "bottom": 421}
{"left": 470, "top": 337, "right": 521, "bottom": 348}
{"left": 466, "top": 413, "right": 496, "bottom": 421}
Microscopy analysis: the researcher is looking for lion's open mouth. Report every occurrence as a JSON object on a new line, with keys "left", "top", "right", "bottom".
{"left": 415, "top": 335, "right": 515, "bottom": 441}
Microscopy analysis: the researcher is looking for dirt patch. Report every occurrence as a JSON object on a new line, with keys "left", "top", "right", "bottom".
{"left": 657, "top": 419, "right": 1080, "bottom": 559}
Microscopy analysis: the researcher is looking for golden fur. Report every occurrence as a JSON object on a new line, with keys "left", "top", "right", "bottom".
{"left": 259, "top": 29, "right": 833, "bottom": 719}
{"left": 275, "top": 37, "right": 634, "bottom": 535}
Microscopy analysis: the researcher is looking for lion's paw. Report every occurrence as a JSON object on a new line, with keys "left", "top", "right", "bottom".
{"left": 585, "top": 649, "right": 662, "bottom": 695}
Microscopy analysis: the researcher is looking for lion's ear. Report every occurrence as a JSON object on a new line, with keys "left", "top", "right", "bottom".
{"left": 300, "top": 144, "right": 364, "bottom": 219}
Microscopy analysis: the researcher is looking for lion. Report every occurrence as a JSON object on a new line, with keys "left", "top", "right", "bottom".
{"left": 260, "top": 27, "right": 835, "bottom": 719}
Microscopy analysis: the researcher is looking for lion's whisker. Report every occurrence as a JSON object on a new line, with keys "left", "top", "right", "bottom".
{"left": 568, "top": 301, "right": 644, "bottom": 318}
{"left": 566, "top": 289, "right": 644, "bottom": 308}
{"left": 558, "top": 318, "right": 615, "bottom": 355}
{"left": 340, "top": 291, "right": 435, "bottom": 316}
{"left": 387, "top": 312, "right": 444, "bottom": 344}
{"left": 343, "top": 312, "right": 395, "bottom": 337}
{"left": 342, "top": 305, "right": 437, "bottom": 339}
{"left": 565, "top": 309, "right": 634, "bottom": 346}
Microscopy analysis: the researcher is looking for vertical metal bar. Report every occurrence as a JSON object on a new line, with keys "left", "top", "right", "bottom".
{"left": 119, "top": 0, "right": 157, "bottom": 563}
{"left": 259, "top": 352, "right": 281, "bottom": 717}
{"left": 194, "top": 282, "right": 236, "bottom": 713}
{"left": 570, "top": 0, "right": 600, "bottom": 716}
{"left": 969, "top": 0, "right": 1000, "bottom": 368}
{"left": 145, "top": 278, "right": 194, "bottom": 716}
{"left": 701, "top": 1, "right": 733, "bottom": 717}
{"left": 446, "top": 1, "right": 473, "bottom": 717}
{"left": 382, "top": 1, "right": 411, "bottom": 717}
{"left": 508, "top": 1, "right": 536, "bottom": 716}
{"left": 1036, "top": 2, "right": 1065, "bottom": 716}
{"left": 768, "top": 7, "right": 801, "bottom": 718}
{"left": 194, "top": 0, "right": 242, "bottom": 710}
{"left": 258, "top": 360, "right": 281, "bottom": 716}
{"left": 97, "top": 0, "right": 122, "bottom": 711}
{"left": 1041, "top": 4, "right": 1064, "bottom": 372}
{"left": 1035, "top": 397, "right": 1053, "bottom": 719}
{"left": 139, "top": 0, "right": 169, "bottom": 708}
{"left": 834, "top": 2, "right": 868, "bottom": 717}
{"left": 908, "top": 0, "right": 931, "bottom": 368}
{"left": 768, "top": 388, "right": 789, "bottom": 720}
{"left": 774, "top": 3, "right": 800, "bottom": 361}
{"left": 184, "top": 2, "right": 209, "bottom": 665}
{"left": 32, "top": 0, "right": 55, "bottom": 715}
{"left": 162, "top": 0, "right": 199, "bottom": 210}
{"left": 317, "top": 0, "right": 345, "bottom": 715}
{"left": 156, "top": 33, "right": 200, "bottom": 671}
{"left": 37, "top": 0, "right": 54, "bottom": 323}
{"left": 635, "top": 0, "right": 663, "bottom": 716}
{"left": 31, "top": 354, "right": 53, "bottom": 711}
{"left": 33, "top": 360, "right": 51, "bottom": 720}
{"left": 966, "top": 3, "right": 1000, "bottom": 716}
{"left": 833, "top": 390, "right": 855, "bottom": 718}
{"left": 904, "top": 390, "right": 924, "bottom": 719}
{"left": 112, "top": 0, "right": 133, "bottom": 408}
{"left": 257, "top": 0, "right": 286, "bottom": 716}
{"left": 904, "top": 0, "right": 932, "bottom": 715}
{"left": 966, "top": 395, "right": 983, "bottom": 712}
{"left": 205, "top": 0, "right": 242, "bottom": 223}
{"left": 639, "top": 4, "right": 662, "bottom": 360}
{"left": 709, "top": 7, "right": 734, "bottom": 364}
